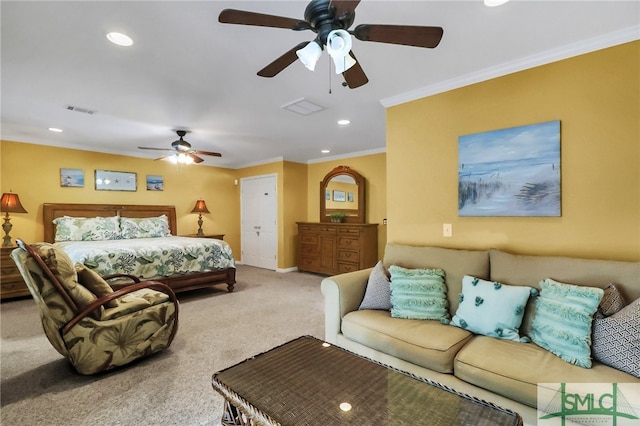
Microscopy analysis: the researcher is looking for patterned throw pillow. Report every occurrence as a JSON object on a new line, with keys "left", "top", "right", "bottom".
{"left": 529, "top": 278, "right": 604, "bottom": 368}
{"left": 31, "top": 243, "right": 103, "bottom": 319}
{"left": 120, "top": 215, "right": 171, "bottom": 239}
{"left": 450, "top": 276, "right": 535, "bottom": 342}
{"left": 592, "top": 298, "right": 639, "bottom": 377}
{"left": 595, "top": 283, "right": 627, "bottom": 319}
{"left": 358, "top": 261, "right": 391, "bottom": 310}
{"left": 389, "top": 265, "right": 449, "bottom": 321}
{"left": 53, "top": 216, "right": 120, "bottom": 241}
{"left": 76, "top": 263, "right": 118, "bottom": 308}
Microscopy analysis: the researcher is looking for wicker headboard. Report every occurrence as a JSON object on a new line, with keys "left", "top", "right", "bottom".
{"left": 43, "top": 203, "right": 178, "bottom": 243}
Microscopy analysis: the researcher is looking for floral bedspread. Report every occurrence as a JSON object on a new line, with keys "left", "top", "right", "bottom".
{"left": 56, "top": 236, "right": 235, "bottom": 279}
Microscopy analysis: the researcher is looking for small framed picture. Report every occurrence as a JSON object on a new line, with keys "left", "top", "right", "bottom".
{"left": 146, "top": 175, "right": 164, "bottom": 191}
{"left": 333, "top": 190, "right": 346, "bottom": 202}
{"left": 95, "top": 170, "right": 137, "bottom": 191}
{"left": 325, "top": 189, "right": 330, "bottom": 200}
{"left": 347, "top": 192, "right": 354, "bottom": 202}
{"left": 60, "top": 168, "right": 84, "bottom": 187}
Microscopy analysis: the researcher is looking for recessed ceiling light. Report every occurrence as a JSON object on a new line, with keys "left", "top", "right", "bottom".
{"left": 484, "top": 0, "right": 510, "bottom": 6}
{"left": 321, "top": 150, "right": 330, "bottom": 154}
{"left": 337, "top": 119, "right": 350, "bottom": 125}
{"left": 48, "top": 127, "right": 63, "bottom": 133}
{"left": 106, "top": 32, "right": 133, "bottom": 47}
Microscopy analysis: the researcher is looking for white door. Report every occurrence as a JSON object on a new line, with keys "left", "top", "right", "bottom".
{"left": 241, "top": 174, "right": 277, "bottom": 270}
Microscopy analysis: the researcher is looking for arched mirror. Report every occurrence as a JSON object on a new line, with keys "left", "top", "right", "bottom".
{"left": 320, "top": 165, "right": 366, "bottom": 224}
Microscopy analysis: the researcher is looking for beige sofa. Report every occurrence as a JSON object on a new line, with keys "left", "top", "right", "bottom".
{"left": 321, "top": 244, "right": 640, "bottom": 425}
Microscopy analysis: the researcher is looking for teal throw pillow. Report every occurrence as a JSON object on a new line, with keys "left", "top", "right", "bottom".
{"left": 389, "top": 265, "right": 449, "bottom": 321}
{"left": 529, "top": 278, "right": 604, "bottom": 368}
{"left": 450, "top": 275, "right": 535, "bottom": 342}
{"left": 358, "top": 261, "right": 391, "bottom": 310}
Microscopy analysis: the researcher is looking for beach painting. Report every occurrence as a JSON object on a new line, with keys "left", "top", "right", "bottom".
{"left": 146, "top": 175, "right": 164, "bottom": 191}
{"left": 60, "top": 168, "right": 84, "bottom": 187}
{"left": 458, "top": 120, "right": 561, "bottom": 217}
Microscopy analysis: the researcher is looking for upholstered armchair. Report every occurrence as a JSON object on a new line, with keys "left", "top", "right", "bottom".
{"left": 11, "top": 239, "right": 179, "bottom": 375}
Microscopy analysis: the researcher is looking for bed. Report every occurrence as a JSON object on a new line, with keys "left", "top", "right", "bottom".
{"left": 43, "top": 203, "right": 236, "bottom": 293}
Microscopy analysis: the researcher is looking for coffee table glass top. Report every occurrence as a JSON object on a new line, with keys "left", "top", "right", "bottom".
{"left": 212, "top": 336, "right": 522, "bottom": 426}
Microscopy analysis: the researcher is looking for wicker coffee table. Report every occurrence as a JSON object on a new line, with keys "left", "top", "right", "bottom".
{"left": 211, "top": 336, "right": 522, "bottom": 426}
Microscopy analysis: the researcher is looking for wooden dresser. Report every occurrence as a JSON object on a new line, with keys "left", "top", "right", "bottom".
{"left": 297, "top": 222, "right": 378, "bottom": 276}
{"left": 1, "top": 246, "right": 30, "bottom": 300}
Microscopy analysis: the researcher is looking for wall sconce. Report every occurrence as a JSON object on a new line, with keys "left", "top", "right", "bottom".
{"left": 190, "top": 199, "right": 210, "bottom": 237}
{"left": 1, "top": 192, "right": 28, "bottom": 247}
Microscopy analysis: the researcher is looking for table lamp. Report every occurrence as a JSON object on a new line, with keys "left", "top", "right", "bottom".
{"left": 1, "top": 192, "right": 28, "bottom": 247}
{"left": 191, "top": 199, "right": 210, "bottom": 237}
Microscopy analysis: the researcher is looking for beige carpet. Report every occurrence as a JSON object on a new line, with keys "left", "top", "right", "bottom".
{"left": 0, "top": 265, "right": 326, "bottom": 425}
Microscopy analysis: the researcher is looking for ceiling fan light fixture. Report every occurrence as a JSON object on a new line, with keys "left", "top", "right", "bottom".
{"left": 296, "top": 41, "right": 323, "bottom": 71}
{"left": 326, "top": 30, "right": 355, "bottom": 74}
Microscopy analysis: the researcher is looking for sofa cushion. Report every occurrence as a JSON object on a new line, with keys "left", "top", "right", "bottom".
{"left": 529, "top": 278, "right": 603, "bottom": 368}
{"left": 389, "top": 265, "right": 449, "bottom": 321}
{"left": 592, "top": 298, "right": 640, "bottom": 378}
{"left": 342, "top": 309, "right": 473, "bottom": 374}
{"left": 383, "top": 244, "right": 490, "bottom": 315}
{"left": 454, "top": 336, "right": 637, "bottom": 408}
{"left": 450, "top": 275, "right": 534, "bottom": 342}
{"left": 358, "top": 261, "right": 391, "bottom": 310}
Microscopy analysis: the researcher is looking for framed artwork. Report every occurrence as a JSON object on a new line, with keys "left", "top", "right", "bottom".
{"left": 347, "top": 192, "right": 354, "bottom": 202}
{"left": 458, "top": 120, "right": 561, "bottom": 217}
{"left": 325, "top": 189, "right": 330, "bottom": 200}
{"left": 146, "top": 175, "right": 164, "bottom": 191}
{"left": 332, "top": 190, "right": 346, "bottom": 202}
{"left": 95, "top": 170, "right": 137, "bottom": 191}
{"left": 60, "top": 168, "right": 84, "bottom": 187}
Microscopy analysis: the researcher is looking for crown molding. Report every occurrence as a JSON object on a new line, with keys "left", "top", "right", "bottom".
{"left": 381, "top": 25, "right": 640, "bottom": 108}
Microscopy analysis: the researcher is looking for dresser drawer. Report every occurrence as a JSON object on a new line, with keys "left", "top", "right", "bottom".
{"left": 338, "top": 226, "right": 360, "bottom": 236}
{"left": 318, "top": 226, "right": 337, "bottom": 234}
{"left": 337, "top": 250, "right": 359, "bottom": 263}
{"left": 299, "top": 234, "right": 319, "bottom": 245}
{"left": 337, "top": 236, "right": 360, "bottom": 250}
{"left": 299, "top": 244, "right": 319, "bottom": 256}
{"left": 298, "top": 224, "right": 320, "bottom": 233}
{"left": 338, "top": 262, "right": 359, "bottom": 274}
{"left": 299, "top": 256, "right": 321, "bottom": 270}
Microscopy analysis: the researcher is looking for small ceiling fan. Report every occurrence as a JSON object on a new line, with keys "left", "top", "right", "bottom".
{"left": 138, "top": 131, "right": 221, "bottom": 164}
{"left": 218, "top": 0, "right": 443, "bottom": 89}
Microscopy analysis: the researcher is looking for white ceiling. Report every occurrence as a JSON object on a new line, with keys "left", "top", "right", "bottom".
{"left": 1, "top": 1, "right": 638, "bottom": 169}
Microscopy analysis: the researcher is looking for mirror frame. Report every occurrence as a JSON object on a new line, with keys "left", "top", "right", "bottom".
{"left": 320, "top": 165, "right": 366, "bottom": 224}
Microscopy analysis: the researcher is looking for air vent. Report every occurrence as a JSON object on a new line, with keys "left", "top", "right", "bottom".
{"left": 281, "top": 98, "right": 325, "bottom": 116}
{"left": 66, "top": 105, "right": 96, "bottom": 115}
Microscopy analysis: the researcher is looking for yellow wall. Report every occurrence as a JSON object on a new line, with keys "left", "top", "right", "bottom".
{"left": 0, "top": 140, "right": 240, "bottom": 257}
{"left": 387, "top": 41, "right": 639, "bottom": 261}
{"left": 307, "top": 153, "right": 388, "bottom": 259}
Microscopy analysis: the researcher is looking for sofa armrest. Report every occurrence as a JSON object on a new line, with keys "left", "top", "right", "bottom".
{"left": 321, "top": 268, "right": 372, "bottom": 344}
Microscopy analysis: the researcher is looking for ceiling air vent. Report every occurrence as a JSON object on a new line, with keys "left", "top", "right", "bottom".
{"left": 66, "top": 105, "right": 96, "bottom": 115}
{"left": 281, "top": 98, "right": 325, "bottom": 116}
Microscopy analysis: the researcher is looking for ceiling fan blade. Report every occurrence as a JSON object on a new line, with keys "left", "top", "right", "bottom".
{"left": 194, "top": 150, "right": 222, "bottom": 157}
{"left": 153, "top": 155, "right": 172, "bottom": 161}
{"left": 187, "top": 153, "right": 205, "bottom": 164}
{"left": 258, "top": 41, "right": 310, "bottom": 78}
{"left": 329, "top": 0, "right": 361, "bottom": 19}
{"left": 352, "top": 24, "right": 444, "bottom": 48}
{"left": 218, "top": 9, "right": 311, "bottom": 31}
{"left": 139, "top": 146, "right": 173, "bottom": 152}
{"left": 342, "top": 51, "right": 368, "bottom": 89}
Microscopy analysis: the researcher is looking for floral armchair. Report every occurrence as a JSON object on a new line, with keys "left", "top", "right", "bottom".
{"left": 11, "top": 239, "right": 179, "bottom": 375}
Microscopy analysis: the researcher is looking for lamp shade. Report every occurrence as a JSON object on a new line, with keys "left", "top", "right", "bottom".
{"left": 296, "top": 41, "right": 323, "bottom": 71}
{"left": 191, "top": 199, "right": 210, "bottom": 214}
{"left": 326, "top": 30, "right": 356, "bottom": 74}
{"left": 0, "top": 192, "right": 28, "bottom": 214}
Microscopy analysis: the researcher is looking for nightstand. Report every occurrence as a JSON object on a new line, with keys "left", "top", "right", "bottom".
{"left": 181, "top": 234, "right": 225, "bottom": 240}
{"left": 1, "top": 246, "right": 30, "bottom": 300}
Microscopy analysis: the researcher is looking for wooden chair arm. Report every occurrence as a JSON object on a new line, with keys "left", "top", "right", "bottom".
{"left": 61, "top": 281, "right": 179, "bottom": 336}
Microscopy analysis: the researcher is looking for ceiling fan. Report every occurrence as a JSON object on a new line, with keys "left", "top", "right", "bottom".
{"left": 138, "top": 131, "right": 221, "bottom": 164}
{"left": 218, "top": 0, "right": 443, "bottom": 89}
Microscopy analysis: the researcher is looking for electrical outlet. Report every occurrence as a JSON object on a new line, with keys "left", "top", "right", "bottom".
{"left": 443, "top": 223, "right": 452, "bottom": 237}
